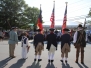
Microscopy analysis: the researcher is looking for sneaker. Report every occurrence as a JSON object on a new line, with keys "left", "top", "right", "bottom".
{"left": 75, "top": 61, "right": 78, "bottom": 63}
{"left": 38, "top": 59, "right": 42, "bottom": 62}
{"left": 11, "top": 56, "right": 16, "bottom": 58}
{"left": 60, "top": 60, "right": 63, "bottom": 62}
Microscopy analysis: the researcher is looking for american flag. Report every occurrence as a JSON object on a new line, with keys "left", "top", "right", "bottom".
{"left": 50, "top": 2, "right": 55, "bottom": 28}
{"left": 62, "top": 3, "right": 67, "bottom": 34}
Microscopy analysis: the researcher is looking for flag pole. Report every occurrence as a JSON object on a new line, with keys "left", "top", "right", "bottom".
{"left": 65, "top": 2, "right": 68, "bottom": 6}
{"left": 62, "top": 2, "right": 68, "bottom": 34}
{"left": 53, "top": 0, "right": 55, "bottom": 25}
{"left": 84, "top": 18, "right": 86, "bottom": 28}
{"left": 65, "top": 2, "right": 68, "bottom": 19}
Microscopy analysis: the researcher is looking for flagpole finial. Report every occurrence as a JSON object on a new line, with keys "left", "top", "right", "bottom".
{"left": 65, "top": 2, "right": 68, "bottom": 5}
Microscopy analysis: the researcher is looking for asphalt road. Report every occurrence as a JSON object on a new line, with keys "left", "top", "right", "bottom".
{"left": 0, "top": 40, "right": 91, "bottom": 68}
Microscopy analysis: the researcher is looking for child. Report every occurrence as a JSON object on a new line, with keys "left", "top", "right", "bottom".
{"left": 21, "top": 32, "right": 30, "bottom": 59}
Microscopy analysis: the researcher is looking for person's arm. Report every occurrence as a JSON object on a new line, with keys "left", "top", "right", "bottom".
{"left": 73, "top": 31, "right": 77, "bottom": 43}
{"left": 33, "top": 35, "right": 36, "bottom": 46}
{"left": 26, "top": 38, "right": 29, "bottom": 47}
{"left": 85, "top": 32, "right": 87, "bottom": 42}
{"left": 14, "top": 33, "right": 18, "bottom": 44}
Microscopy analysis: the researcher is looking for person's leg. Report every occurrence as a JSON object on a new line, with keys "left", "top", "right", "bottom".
{"left": 51, "top": 49, "right": 55, "bottom": 63}
{"left": 10, "top": 44, "right": 15, "bottom": 58}
{"left": 81, "top": 46, "right": 84, "bottom": 64}
{"left": 75, "top": 46, "right": 80, "bottom": 63}
{"left": 35, "top": 50, "right": 38, "bottom": 61}
{"left": 48, "top": 50, "right": 51, "bottom": 62}
{"left": 24, "top": 46, "right": 27, "bottom": 59}
{"left": 12, "top": 44, "right": 15, "bottom": 57}
{"left": 34, "top": 45, "right": 39, "bottom": 61}
{"left": 65, "top": 49, "right": 68, "bottom": 63}
{"left": 9, "top": 44, "right": 12, "bottom": 57}
{"left": 22, "top": 46, "right": 24, "bottom": 59}
{"left": 38, "top": 45, "right": 43, "bottom": 61}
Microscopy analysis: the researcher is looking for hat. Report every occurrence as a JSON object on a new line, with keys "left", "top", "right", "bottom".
{"left": 49, "top": 28, "right": 55, "bottom": 31}
{"left": 36, "top": 29, "right": 41, "bottom": 32}
{"left": 12, "top": 27, "right": 18, "bottom": 29}
{"left": 63, "top": 28, "right": 70, "bottom": 31}
{"left": 78, "top": 24, "right": 82, "bottom": 28}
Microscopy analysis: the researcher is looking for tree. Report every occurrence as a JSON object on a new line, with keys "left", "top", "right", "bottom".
{"left": 88, "top": 8, "right": 91, "bottom": 24}
{"left": 0, "top": 0, "right": 40, "bottom": 30}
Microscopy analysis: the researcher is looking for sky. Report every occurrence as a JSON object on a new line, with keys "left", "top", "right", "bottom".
{"left": 24, "top": 0, "right": 91, "bottom": 25}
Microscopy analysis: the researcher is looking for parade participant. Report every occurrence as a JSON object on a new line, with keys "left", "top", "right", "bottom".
{"left": 73, "top": 24, "right": 87, "bottom": 64}
{"left": 60, "top": 28, "right": 72, "bottom": 63}
{"left": 33, "top": 29, "right": 44, "bottom": 62}
{"left": 0, "top": 30, "right": 4, "bottom": 41}
{"left": 8, "top": 27, "right": 18, "bottom": 58}
{"left": 46, "top": 28, "right": 57, "bottom": 63}
{"left": 21, "top": 32, "right": 30, "bottom": 59}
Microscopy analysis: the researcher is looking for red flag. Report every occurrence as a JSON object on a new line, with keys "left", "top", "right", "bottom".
{"left": 50, "top": 1, "right": 55, "bottom": 28}
{"left": 37, "top": 5, "right": 43, "bottom": 30}
{"left": 62, "top": 3, "right": 67, "bottom": 34}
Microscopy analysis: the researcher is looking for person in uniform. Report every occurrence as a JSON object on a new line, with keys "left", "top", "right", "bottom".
{"left": 73, "top": 24, "right": 87, "bottom": 64}
{"left": 21, "top": 32, "right": 30, "bottom": 59}
{"left": 60, "top": 28, "right": 72, "bottom": 63}
{"left": 33, "top": 29, "right": 44, "bottom": 62}
{"left": 8, "top": 27, "right": 18, "bottom": 58}
{"left": 46, "top": 28, "right": 58, "bottom": 63}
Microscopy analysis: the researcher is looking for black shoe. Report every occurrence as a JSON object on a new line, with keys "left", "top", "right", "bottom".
{"left": 81, "top": 62, "right": 84, "bottom": 64}
{"left": 38, "top": 59, "right": 42, "bottom": 62}
{"left": 11, "top": 56, "right": 16, "bottom": 58}
{"left": 60, "top": 60, "right": 63, "bottom": 62}
{"left": 51, "top": 60, "right": 54, "bottom": 63}
{"left": 75, "top": 61, "right": 78, "bottom": 63}
{"left": 48, "top": 60, "right": 50, "bottom": 62}
{"left": 34, "top": 59, "right": 36, "bottom": 61}
{"left": 65, "top": 60, "right": 67, "bottom": 63}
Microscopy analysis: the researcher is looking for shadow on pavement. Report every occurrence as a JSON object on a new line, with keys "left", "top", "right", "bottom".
{"left": 0, "top": 57, "right": 12, "bottom": 68}
{"left": 46, "top": 63, "right": 55, "bottom": 68}
{"left": 27, "top": 62, "right": 41, "bottom": 68}
{"left": 62, "top": 62, "right": 73, "bottom": 68}
{"left": 82, "top": 64, "right": 89, "bottom": 68}
{"left": 9, "top": 59, "right": 26, "bottom": 68}
{"left": 77, "top": 63, "right": 83, "bottom": 68}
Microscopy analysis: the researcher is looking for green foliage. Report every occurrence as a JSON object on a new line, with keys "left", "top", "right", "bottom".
{"left": 0, "top": 0, "right": 40, "bottom": 30}
{"left": 88, "top": 8, "right": 91, "bottom": 24}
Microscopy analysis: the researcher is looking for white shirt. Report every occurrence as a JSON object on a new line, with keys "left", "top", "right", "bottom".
{"left": 73, "top": 29, "right": 87, "bottom": 43}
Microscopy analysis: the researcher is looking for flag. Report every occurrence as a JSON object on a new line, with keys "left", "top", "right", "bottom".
{"left": 50, "top": 1, "right": 55, "bottom": 28}
{"left": 37, "top": 5, "right": 43, "bottom": 30}
{"left": 62, "top": 3, "right": 67, "bottom": 34}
